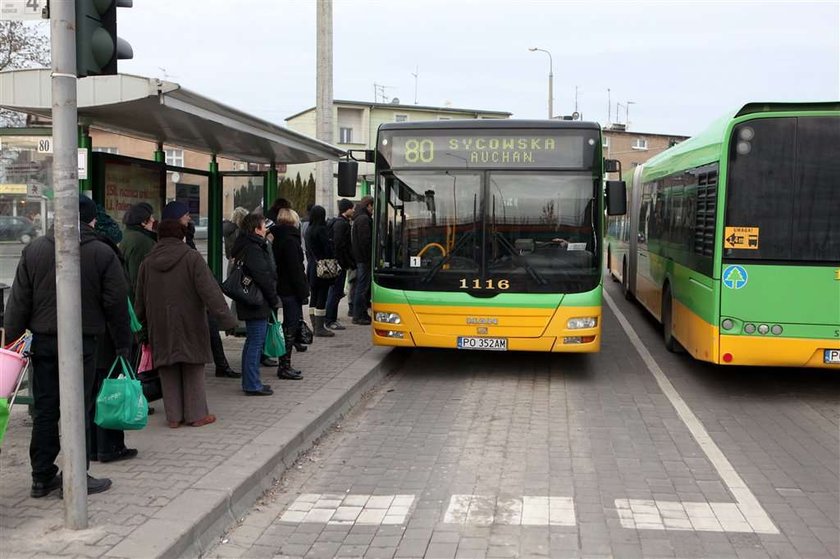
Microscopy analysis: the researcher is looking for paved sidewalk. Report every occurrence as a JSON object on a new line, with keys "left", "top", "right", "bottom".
{"left": 0, "top": 312, "right": 399, "bottom": 559}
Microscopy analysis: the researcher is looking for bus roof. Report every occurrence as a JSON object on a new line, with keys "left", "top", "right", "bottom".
{"left": 379, "top": 119, "right": 601, "bottom": 131}
{"left": 639, "top": 101, "right": 840, "bottom": 181}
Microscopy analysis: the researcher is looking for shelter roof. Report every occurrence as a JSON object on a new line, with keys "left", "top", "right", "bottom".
{"left": 0, "top": 69, "right": 344, "bottom": 164}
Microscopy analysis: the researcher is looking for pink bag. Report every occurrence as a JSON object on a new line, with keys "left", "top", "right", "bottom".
{"left": 138, "top": 344, "right": 154, "bottom": 373}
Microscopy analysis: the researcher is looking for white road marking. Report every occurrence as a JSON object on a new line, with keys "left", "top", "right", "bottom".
{"left": 604, "top": 290, "right": 779, "bottom": 534}
{"left": 279, "top": 494, "right": 415, "bottom": 525}
{"left": 443, "top": 495, "right": 576, "bottom": 526}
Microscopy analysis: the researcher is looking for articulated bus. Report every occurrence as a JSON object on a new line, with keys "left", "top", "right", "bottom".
{"left": 339, "top": 120, "right": 626, "bottom": 353}
{"left": 606, "top": 102, "right": 840, "bottom": 368}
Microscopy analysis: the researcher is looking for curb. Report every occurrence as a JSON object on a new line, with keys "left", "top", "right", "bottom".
{"left": 105, "top": 346, "right": 406, "bottom": 559}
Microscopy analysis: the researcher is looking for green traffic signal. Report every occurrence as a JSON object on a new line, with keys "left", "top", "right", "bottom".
{"left": 76, "top": 0, "right": 133, "bottom": 78}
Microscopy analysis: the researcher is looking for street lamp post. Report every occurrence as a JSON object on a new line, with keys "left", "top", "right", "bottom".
{"left": 626, "top": 101, "right": 636, "bottom": 129}
{"left": 529, "top": 47, "right": 553, "bottom": 119}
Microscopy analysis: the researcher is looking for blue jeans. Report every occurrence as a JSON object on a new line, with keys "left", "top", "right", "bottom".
{"left": 241, "top": 319, "right": 268, "bottom": 391}
{"left": 325, "top": 269, "right": 348, "bottom": 324}
{"left": 352, "top": 263, "right": 371, "bottom": 320}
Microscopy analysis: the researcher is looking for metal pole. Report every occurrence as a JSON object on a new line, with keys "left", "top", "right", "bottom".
{"left": 50, "top": 0, "right": 88, "bottom": 530}
{"left": 315, "top": 0, "right": 335, "bottom": 215}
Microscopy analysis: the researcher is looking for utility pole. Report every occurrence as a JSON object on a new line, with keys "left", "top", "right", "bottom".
{"left": 607, "top": 88, "right": 611, "bottom": 123}
{"left": 412, "top": 65, "right": 419, "bottom": 105}
{"left": 50, "top": 0, "right": 88, "bottom": 529}
{"left": 315, "top": 0, "right": 334, "bottom": 214}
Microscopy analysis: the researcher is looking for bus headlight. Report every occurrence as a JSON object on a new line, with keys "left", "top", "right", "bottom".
{"left": 375, "top": 312, "right": 402, "bottom": 324}
{"left": 567, "top": 317, "right": 597, "bottom": 329}
{"left": 375, "top": 329, "right": 405, "bottom": 339}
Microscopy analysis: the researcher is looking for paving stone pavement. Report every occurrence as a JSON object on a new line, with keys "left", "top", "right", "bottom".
{"left": 204, "top": 281, "right": 839, "bottom": 559}
{"left": 0, "top": 306, "right": 397, "bottom": 559}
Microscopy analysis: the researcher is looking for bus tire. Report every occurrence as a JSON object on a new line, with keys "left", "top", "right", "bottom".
{"left": 622, "top": 258, "right": 633, "bottom": 301}
{"left": 662, "top": 285, "right": 681, "bottom": 352}
{"left": 607, "top": 247, "right": 617, "bottom": 281}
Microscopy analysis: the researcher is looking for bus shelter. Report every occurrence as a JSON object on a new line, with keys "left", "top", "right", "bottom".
{"left": 0, "top": 68, "right": 345, "bottom": 281}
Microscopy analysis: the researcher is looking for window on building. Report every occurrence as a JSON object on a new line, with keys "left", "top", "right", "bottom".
{"left": 602, "top": 137, "right": 610, "bottom": 150}
{"left": 339, "top": 127, "right": 353, "bottom": 144}
{"left": 631, "top": 162, "right": 641, "bottom": 167}
{"left": 394, "top": 114, "right": 409, "bottom": 123}
{"left": 165, "top": 148, "right": 184, "bottom": 168}
{"left": 93, "top": 147, "right": 119, "bottom": 154}
{"left": 669, "top": 139, "right": 681, "bottom": 147}
{"left": 632, "top": 138, "right": 648, "bottom": 150}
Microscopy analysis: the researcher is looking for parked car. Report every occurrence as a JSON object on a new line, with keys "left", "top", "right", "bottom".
{"left": 193, "top": 217, "right": 208, "bottom": 240}
{"left": 0, "top": 215, "right": 37, "bottom": 244}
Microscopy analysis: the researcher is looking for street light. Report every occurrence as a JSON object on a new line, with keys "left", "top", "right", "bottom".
{"left": 528, "top": 47, "right": 553, "bottom": 119}
{"left": 626, "top": 101, "right": 636, "bottom": 129}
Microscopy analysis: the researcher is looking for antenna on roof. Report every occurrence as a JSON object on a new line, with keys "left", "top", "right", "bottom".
{"left": 373, "top": 83, "right": 396, "bottom": 103}
{"left": 412, "top": 65, "right": 419, "bottom": 104}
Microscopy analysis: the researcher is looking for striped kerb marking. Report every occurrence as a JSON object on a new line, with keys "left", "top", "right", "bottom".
{"left": 443, "top": 495, "right": 576, "bottom": 527}
{"left": 279, "top": 494, "right": 415, "bottom": 525}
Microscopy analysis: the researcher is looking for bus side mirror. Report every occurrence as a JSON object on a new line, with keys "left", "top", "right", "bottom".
{"left": 363, "top": 149, "right": 375, "bottom": 163}
{"left": 606, "top": 180, "right": 627, "bottom": 215}
{"left": 337, "top": 160, "right": 358, "bottom": 197}
{"left": 605, "top": 159, "right": 622, "bottom": 174}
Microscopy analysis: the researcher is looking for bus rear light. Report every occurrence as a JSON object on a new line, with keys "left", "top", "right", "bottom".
{"left": 771, "top": 325, "right": 783, "bottom": 335}
{"left": 375, "top": 329, "right": 404, "bottom": 339}
{"left": 567, "top": 317, "right": 597, "bottom": 329}
{"left": 721, "top": 319, "right": 734, "bottom": 330}
{"left": 744, "top": 323, "right": 756, "bottom": 334}
{"left": 757, "top": 324, "right": 770, "bottom": 335}
{"left": 723, "top": 353, "right": 733, "bottom": 363}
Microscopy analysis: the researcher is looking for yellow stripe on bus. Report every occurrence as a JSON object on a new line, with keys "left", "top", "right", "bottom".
{"left": 370, "top": 302, "right": 601, "bottom": 353}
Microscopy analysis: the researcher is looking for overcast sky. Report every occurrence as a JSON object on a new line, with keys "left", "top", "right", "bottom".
{"left": 113, "top": 0, "right": 838, "bottom": 137}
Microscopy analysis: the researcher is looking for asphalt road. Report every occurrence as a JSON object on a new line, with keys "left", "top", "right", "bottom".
{"left": 207, "top": 279, "right": 839, "bottom": 558}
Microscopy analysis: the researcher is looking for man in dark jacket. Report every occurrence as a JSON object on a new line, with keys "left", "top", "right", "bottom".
{"left": 350, "top": 196, "right": 374, "bottom": 325}
{"left": 325, "top": 198, "right": 355, "bottom": 330}
{"left": 120, "top": 202, "right": 156, "bottom": 297}
{"left": 4, "top": 195, "right": 131, "bottom": 498}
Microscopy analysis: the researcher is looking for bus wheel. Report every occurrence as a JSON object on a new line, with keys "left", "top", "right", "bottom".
{"left": 607, "top": 247, "right": 617, "bottom": 281}
{"left": 662, "top": 286, "right": 681, "bottom": 352}
{"left": 622, "top": 259, "right": 633, "bottom": 301}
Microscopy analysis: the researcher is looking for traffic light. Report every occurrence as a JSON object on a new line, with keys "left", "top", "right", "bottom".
{"left": 76, "top": 0, "right": 134, "bottom": 78}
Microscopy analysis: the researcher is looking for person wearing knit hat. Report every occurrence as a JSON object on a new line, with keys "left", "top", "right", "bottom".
{"left": 161, "top": 201, "right": 190, "bottom": 223}
{"left": 324, "top": 198, "right": 356, "bottom": 330}
{"left": 123, "top": 202, "right": 154, "bottom": 228}
{"left": 79, "top": 194, "right": 98, "bottom": 225}
{"left": 120, "top": 203, "right": 158, "bottom": 297}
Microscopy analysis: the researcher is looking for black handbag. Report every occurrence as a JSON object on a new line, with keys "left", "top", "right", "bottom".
{"left": 138, "top": 370, "right": 163, "bottom": 402}
{"left": 298, "top": 319, "right": 314, "bottom": 345}
{"left": 221, "top": 261, "right": 265, "bottom": 307}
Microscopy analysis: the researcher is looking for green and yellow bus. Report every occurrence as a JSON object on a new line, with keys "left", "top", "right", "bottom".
{"left": 606, "top": 102, "right": 840, "bottom": 368}
{"left": 339, "top": 119, "right": 626, "bottom": 352}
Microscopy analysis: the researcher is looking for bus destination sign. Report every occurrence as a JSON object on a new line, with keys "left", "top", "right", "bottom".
{"left": 385, "top": 132, "right": 590, "bottom": 169}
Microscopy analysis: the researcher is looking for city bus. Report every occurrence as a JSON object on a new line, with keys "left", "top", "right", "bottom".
{"left": 338, "top": 119, "right": 626, "bottom": 352}
{"left": 606, "top": 102, "right": 840, "bottom": 368}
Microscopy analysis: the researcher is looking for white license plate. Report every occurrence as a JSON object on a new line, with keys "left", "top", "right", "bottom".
{"left": 824, "top": 349, "right": 840, "bottom": 364}
{"left": 457, "top": 337, "right": 507, "bottom": 351}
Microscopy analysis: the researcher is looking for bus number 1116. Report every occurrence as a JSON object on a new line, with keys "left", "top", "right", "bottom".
{"left": 459, "top": 278, "right": 510, "bottom": 290}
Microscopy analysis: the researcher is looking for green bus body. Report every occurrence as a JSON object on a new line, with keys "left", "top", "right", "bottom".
{"left": 368, "top": 120, "right": 613, "bottom": 353}
{"left": 606, "top": 102, "right": 840, "bottom": 368}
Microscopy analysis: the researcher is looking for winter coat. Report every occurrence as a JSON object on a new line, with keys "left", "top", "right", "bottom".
{"left": 222, "top": 220, "right": 239, "bottom": 260}
{"left": 331, "top": 216, "right": 355, "bottom": 271}
{"left": 351, "top": 209, "right": 373, "bottom": 266}
{"left": 305, "top": 221, "right": 333, "bottom": 286}
{"left": 269, "top": 224, "right": 309, "bottom": 301}
{"left": 4, "top": 224, "right": 131, "bottom": 352}
{"left": 230, "top": 232, "right": 279, "bottom": 321}
{"left": 135, "top": 238, "right": 236, "bottom": 367}
{"left": 120, "top": 225, "right": 156, "bottom": 298}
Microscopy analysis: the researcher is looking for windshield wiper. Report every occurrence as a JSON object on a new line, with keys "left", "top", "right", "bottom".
{"left": 421, "top": 230, "right": 475, "bottom": 283}
{"left": 492, "top": 232, "right": 549, "bottom": 286}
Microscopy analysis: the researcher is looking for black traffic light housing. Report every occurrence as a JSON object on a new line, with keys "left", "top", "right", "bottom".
{"left": 76, "top": 0, "right": 134, "bottom": 78}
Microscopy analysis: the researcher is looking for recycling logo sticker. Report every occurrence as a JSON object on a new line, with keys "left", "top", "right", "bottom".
{"left": 722, "top": 265, "right": 748, "bottom": 289}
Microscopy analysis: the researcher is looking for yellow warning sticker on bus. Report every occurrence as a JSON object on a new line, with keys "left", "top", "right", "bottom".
{"left": 724, "top": 227, "right": 759, "bottom": 250}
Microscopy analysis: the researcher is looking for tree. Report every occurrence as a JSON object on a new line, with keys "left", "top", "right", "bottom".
{"left": 0, "top": 21, "right": 50, "bottom": 126}
{"left": 233, "top": 180, "right": 263, "bottom": 212}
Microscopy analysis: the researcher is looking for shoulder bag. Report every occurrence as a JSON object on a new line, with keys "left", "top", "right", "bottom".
{"left": 316, "top": 258, "right": 341, "bottom": 280}
{"left": 221, "top": 259, "right": 266, "bottom": 307}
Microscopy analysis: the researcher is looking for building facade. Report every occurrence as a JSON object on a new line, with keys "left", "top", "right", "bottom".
{"left": 602, "top": 124, "right": 689, "bottom": 177}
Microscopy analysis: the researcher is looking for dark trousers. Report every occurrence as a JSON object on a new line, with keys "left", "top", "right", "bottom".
{"left": 280, "top": 295, "right": 303, "bottom": 333}
{"left": 325, "top": 269, "right": 348, "bottom": 324}
{"left": 352, "top": 263, "right": 371, "bottom": 320}
{"left": 207, "top": 314, "right": 229, "bottom": 369}
{"left": 88, "top": 366, "right": 126, "bottom": 461}
{"left": 29, "top": 334, "right": 97, "bottom": 482}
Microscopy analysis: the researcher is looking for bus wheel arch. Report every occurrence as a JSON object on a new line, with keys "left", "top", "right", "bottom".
{"left": 662, "top": 282, "right": 682, "bottom": 353}
{"left": 622, "top": 258, "right": 633, "bottom": 301}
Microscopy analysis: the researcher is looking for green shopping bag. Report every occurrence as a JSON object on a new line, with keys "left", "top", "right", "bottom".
{"left": 0, "top": 398, "right": 9, "bottom": 447}
{"left": 94, "top": 356, "right": 148, "bottom": 431}
{"left": 127, "top": 297, "right": 143, "bottom": 333}
{"left": 263, "top": 311, "right": 286, "bottom": 358}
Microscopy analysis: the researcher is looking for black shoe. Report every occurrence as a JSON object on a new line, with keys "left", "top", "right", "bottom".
{"left": 215, "top": 367, "right": 241, "bottom": 378}
{"left": 58, "top": 475, "right": 112, "bottom": 498}
{"left": 277, "top": 369, "right": 303, "bottom": 380}
{"left": 31, "top": 475, "right": 62, "bottom": 498}
{"left": 260, "top": 356, "right": 279, "bottom": 367}
{"left": 293, "top": 342, "right": 308, "bottom": 352}
{"left": 244, "top": 386, "right": 274, "bottom": 396}
{"left": 352, "top": 317, "right": 372, "bottom": 325}
{"left": 98, "top": 448, "right": 138, "bottom": 464}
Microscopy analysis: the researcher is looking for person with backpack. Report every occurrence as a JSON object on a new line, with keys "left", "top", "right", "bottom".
{"left": 325, "top": 198, "right": 355, "bottom": 330}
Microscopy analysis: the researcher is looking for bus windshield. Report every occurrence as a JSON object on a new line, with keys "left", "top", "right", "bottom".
{"left": 375, "top": 169, "right": 601, "bottom": 294}
{"left": 725, "top": 116, "right": 840, "bottom": 262}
